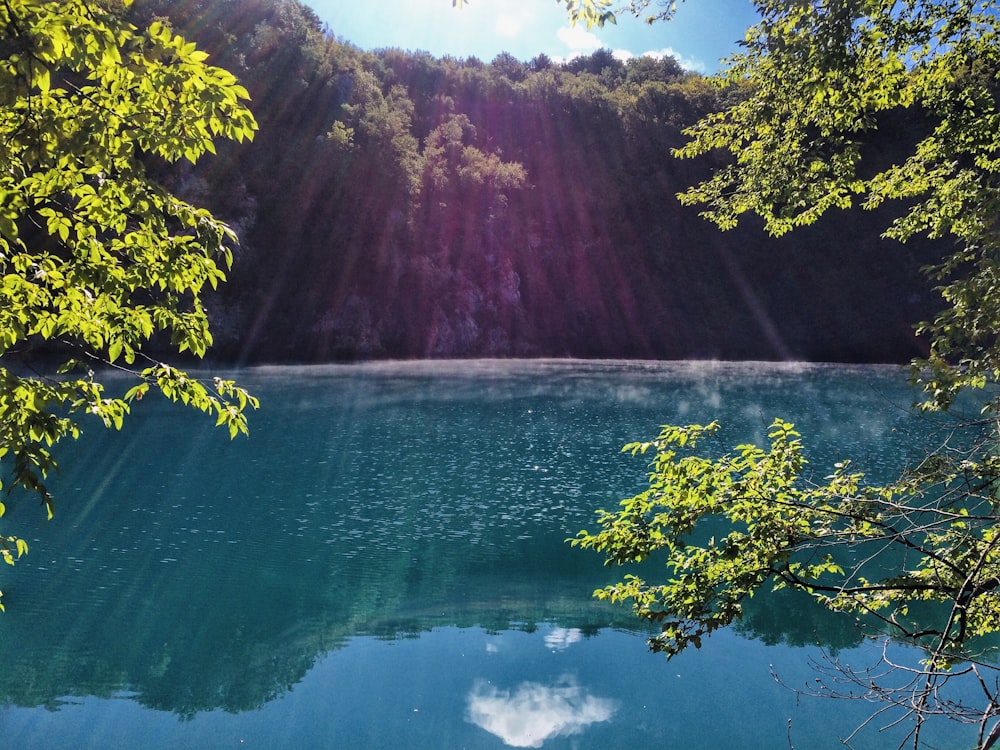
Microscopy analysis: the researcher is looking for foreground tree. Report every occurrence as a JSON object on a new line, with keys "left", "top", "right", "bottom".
{"left": 0, "top": 0, "right": 257, "bottom": 605}
{"left": 562, "top": 0, "right": 1000, "bottom": 746}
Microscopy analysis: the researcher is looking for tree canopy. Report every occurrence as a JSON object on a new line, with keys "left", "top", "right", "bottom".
{"left": 0, "top": 0, "right": 257, "bottom": 605}
{"left": 130, "top": 0, "right": 942, "bottom": 365}
{"left": 566, "top": 0, "right": 1000, "bottom": 746}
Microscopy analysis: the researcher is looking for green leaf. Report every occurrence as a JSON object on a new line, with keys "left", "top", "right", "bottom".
{"left": 0, "top": 0, "right": 258, "bottom": 565}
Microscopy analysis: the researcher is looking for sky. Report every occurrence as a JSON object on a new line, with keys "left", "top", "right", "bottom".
{"left": 304, "top": 0, "right": 760, "bottom": 74}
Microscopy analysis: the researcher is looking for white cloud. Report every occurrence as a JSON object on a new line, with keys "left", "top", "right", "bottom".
{"left": 466, "top": 678, "right": 616, "bottom": 748}
{"left": 641, "top": 47, "right": 706, "bottom": 73}
{"left": 487, "top": 0, "right": 540, "bottom": 41}
{"left": 556, "top": 25, "right": 603, "bottom": 54}
{"left": 495, "top": 14, "right": 523, "bottom": 36}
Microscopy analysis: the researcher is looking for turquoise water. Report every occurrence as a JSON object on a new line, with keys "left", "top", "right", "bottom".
{"left": 0, "top": 361, "right": 982, "bottom": 748}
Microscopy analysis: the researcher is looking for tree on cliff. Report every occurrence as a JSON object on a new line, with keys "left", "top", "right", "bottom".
{"left": 0, "top": 0, "right": 257, "bottom": 605}
{"left": 561, "top": 0, "right": 1000, "bottom": 746}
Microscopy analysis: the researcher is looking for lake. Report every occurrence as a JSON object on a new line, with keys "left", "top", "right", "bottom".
{"left": 0, "top": 360, "right": 983, "bottom": 748}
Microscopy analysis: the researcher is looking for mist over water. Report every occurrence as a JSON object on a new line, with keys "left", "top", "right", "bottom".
{"left": 0, "top": 361, "right": 980, "bottom": 749}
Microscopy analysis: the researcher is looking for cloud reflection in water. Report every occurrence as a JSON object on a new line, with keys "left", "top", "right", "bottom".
{"left": 543, "top": 627, "right": 583, "bottom": 651}
{"left": 466, "top": 677, "right": 617, "bottom": 748}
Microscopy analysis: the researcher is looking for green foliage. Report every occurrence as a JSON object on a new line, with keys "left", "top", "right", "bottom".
{"left": 573, "top": 419, "right": 1000, "bottom": 661}
{"left": 572, "top": 416, "right": 1000, "bottom": 742}
{"left": 563, "top": 0, "right": 1000, "bottom": 741}
{"left": 0, "top": 0, "right": 258, "bottom": 606}
{"left": 336, "top": 71, "right": 422, "bottom": 198}
{"left": 421, "top": 113, "right": 526, "bottom": 202}
{"left": 673, "top": 0, "right": 1000, "bottom": 412}
{"left": 149, "top": 0, "right": 932, "bottom": 365}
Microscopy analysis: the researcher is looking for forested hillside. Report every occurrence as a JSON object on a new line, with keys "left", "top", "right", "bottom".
{"left": 133, "top": 0, "right": 945, "bottom": 363}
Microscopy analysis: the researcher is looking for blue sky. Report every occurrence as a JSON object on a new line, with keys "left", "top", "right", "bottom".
{"left": 304, "top": 0, "right": 760, "bottom": 73}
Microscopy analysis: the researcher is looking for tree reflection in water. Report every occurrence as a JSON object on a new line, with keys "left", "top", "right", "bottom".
{"left": 0, "top": 362, "right": 965, "bottom": 748}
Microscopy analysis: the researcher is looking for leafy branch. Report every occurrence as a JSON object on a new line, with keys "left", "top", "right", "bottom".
{"left": 0, "top": 0, "right": 258, "bottom": 610}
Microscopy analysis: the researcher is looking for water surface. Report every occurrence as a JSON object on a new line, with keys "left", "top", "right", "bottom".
{"left": 0, "top": 360, "right": 981, "bottom": 748}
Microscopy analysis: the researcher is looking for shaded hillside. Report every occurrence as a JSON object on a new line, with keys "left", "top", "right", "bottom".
{"left": 133, "top": 0, "right": 947, "bottom": 364}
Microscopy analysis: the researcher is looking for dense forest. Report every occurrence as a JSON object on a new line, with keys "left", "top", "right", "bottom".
{"left": 132, "top": 0, "right": 945, "bottom": 364}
